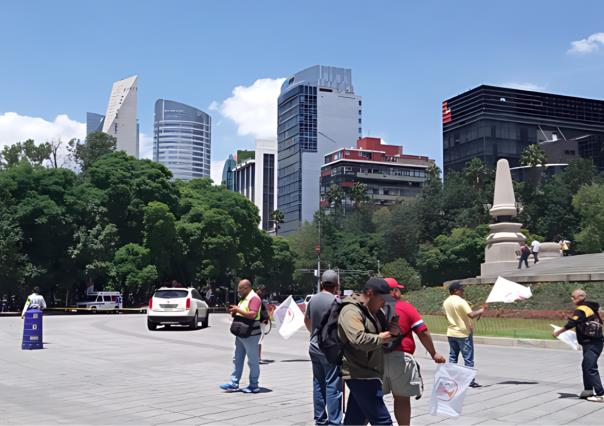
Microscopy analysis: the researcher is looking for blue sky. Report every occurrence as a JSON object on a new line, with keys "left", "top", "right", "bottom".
{"left": 1, "top": 0, "right": 604, "bottom": 181}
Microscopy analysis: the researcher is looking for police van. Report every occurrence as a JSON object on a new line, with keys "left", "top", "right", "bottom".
{"left": 76, "top": 291, "right": 123, "bottom": 312}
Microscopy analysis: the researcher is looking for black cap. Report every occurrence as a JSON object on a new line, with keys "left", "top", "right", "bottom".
{"left": 363, "top": 277, "right": 390, "bottom": 295}
{"left": 448, "top": 281, "right": 463, "bottom": 292}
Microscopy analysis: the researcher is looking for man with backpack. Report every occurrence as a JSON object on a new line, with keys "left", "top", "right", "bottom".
{"left": 304, "top": 270, "right": 342, "bottom": 425}
{"left": 518, "top": 242, "right": 531, "bottom": 269}
{"left": 382, "top": 278, "right": 446, "bottom": 426}
{"left": 338, "top": 277, "right": 394, "bottom": 425}
{"left": 554, "top": 289, "right": 604, "bottom": 402}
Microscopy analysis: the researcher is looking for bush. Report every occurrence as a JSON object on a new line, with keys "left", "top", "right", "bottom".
{"left": 381, "top": 258, "right": 421, "bottom": 291}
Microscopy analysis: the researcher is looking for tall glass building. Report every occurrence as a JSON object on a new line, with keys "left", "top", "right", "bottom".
{"left": 277, "top": 65, "right": 362, "bottom": 235}
{"left": 221, "top": 154, "right": 236, "bottom": 190}
{"left": 86, "top": 112, "right": 105, "bottom": 135}
{"left": 153, "top": 99, "right": 211, "bottom": 180}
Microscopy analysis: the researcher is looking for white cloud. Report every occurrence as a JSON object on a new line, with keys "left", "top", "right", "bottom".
{"left": 213, "top": 77, "right": 286, "bottom": 139}
{"left": 211, "top": 159, "right": 226, "bottom": 185}
{"left": 0, "top": 112, "right": 85, "bottom": 148}
{"left": 138, "top": 133, "right": 153, "bottom": 159}
{"left": 568, "top": 32, "right": 604, "bottom": 54}
{"left": 500, "top": 82, "right": 546, "bottom": 92}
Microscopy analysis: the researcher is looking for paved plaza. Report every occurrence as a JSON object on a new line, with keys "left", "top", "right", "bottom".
{"left": 2, "top": 313, "right": 604, "bottom": 425}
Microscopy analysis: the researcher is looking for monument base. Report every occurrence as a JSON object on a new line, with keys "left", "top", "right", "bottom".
{"left": 480, "top": 260, "right": 521, "bottom": 278}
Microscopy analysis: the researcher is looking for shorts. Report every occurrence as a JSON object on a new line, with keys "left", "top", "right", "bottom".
{"left": 382, "top": 351, "right": 423, "bottom": 398}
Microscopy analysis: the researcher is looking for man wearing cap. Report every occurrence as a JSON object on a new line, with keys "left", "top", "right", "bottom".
{"left": 304, "top": 270, "right": 343, "bottom": 425}
{"left": 382, "top": 278, "right": 446, "bottom": 426}
{"left": 338, "top": 277, "right": 394, "bottom": 425}
{"left": 443, "top": 281, "right": 486, "bottom": 388}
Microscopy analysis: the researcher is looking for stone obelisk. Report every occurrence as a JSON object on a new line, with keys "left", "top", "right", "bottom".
{"left": 480, "top": 159, "right": 526, "bottom": 276}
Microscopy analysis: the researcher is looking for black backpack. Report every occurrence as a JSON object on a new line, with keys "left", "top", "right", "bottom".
{"left": 316, "top": 299, "right": 376, "bottom": 365}
{"left": 259, "top": 301, "right": 270, "bottom": 324}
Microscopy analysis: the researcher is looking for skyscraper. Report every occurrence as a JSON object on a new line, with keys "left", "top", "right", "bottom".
{"left": 102, "top": 75, "right": 139, "bottom": 158}
{"left": 86, "top": 112, "right": 105, "bottom": 135}
{"left": 277, "top": 65, "right": 362, "bottom": 235}
{"left": 221, "top": 154, "right": 236, "bottom": 190}
{"left": 233, "top": 139, "right": 278, "bottom": 231}
{"left": 153, "top": 99, "right": 211, "bottom": 180}
{"left": 443, "top": 85, "right": 604, "bottom": 175}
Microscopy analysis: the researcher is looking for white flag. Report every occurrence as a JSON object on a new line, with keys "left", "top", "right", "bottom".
{"left": 550, "top": 324, "right": 579, "bottom": 350}
{"left": 273, "top": 296, "right": 305, "bottom": 339}
{"left": 486, "top": 276, "right": 532, "bottom": 304}
{"left": 430, "top": 363, "right": 476, "bottom": 417}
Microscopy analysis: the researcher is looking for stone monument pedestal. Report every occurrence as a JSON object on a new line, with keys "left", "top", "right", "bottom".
{"left": 481, "top": 223, "right": 526, "bottom": 277}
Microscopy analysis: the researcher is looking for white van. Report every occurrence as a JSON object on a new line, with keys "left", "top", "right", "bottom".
{"left": 77, "top": 291, "right": 123, "bottom": 312}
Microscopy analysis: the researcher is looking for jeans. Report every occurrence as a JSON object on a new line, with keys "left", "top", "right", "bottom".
{"left": 518, "top": 254, "right": 529, "bottom": 269}
{"left": 582, "top": 340, "right": 604, "bottom": 395}
{"left": 230, "top": 334, "right": 261, "bottom": 387}
{"left": 533, "top": 251, "right": 539, "bottom": 264}
{"left": 344, "top": 379, "right": 392, "bottom": 425}
{"left": 310, "top": 353, "right": 343, "bottom": 425}
{"left": 448, "top": 335, "right": 476, "bottom": 383}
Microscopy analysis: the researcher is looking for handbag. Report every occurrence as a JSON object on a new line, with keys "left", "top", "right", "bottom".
{"left": 230, "top": 315, "right": 255, "bottom": 338}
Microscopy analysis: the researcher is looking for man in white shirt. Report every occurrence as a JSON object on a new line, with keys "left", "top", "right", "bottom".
{"left": 21, "top": 287, "right": 47, "bottom": 318}
{"left": 531, "top": 240, "right": 541, "bottom": 264}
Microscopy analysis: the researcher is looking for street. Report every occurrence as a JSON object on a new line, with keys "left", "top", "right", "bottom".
{"left": 1, "top": 314, "right": 603, "bottom": 425}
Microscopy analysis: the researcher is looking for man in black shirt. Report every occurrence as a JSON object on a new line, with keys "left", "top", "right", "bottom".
{"left": 554, "top": 289, "right": 604, "bottom": 402}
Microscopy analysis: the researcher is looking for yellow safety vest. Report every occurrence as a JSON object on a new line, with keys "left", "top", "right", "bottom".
{"left": 237, "top": 291, "right": 261, "bottom": 321}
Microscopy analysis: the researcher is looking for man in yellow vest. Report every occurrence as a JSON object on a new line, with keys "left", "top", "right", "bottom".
{"left": 554, "top": 289, "right": 604, "bottom": 401}
{"left": 220, "top": 279, "right": 262, "bottom": 394}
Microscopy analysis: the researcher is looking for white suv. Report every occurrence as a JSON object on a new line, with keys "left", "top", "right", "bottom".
{"left": 147, "top": 288, "right": 209, "bottom": 330}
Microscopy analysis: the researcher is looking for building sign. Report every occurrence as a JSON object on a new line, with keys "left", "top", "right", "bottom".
{"left": 442, "top": 101, "right": 452, "bottom": 124}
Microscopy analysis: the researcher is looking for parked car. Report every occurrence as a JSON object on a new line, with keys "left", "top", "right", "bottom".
{"left": 76, "top": 291, "right": 123, "bottom": 312}
{"left": 147, "top": 287, "right": 209, "bottom": 330}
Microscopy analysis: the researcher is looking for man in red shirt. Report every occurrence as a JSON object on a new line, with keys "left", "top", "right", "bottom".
{"left": 382, "top": 278, "right": 446, "bottom": 426}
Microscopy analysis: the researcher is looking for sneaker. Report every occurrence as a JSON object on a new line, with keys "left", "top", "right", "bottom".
{"left": 469, "top": 381, "right": 483, "bottom": 388}
{"left": 240, "top": 386, "right": 260, "bottom": 394}
{"left": 587, "top": 395, "right": 604, "bottom": 402}
{"left": 580, "top": 390, "right": 594, "bottom": 399}
{"left": 219, "top": 382, "right": 239, "bottom": 391}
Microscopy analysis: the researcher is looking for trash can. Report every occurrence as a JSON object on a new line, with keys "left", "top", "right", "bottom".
{"left": 22, "top": 309, "right": 43, "bottom": 350}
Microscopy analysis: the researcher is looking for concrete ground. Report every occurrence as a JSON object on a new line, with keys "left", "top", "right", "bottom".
{"left": 1, "top": 313, "right": 604, "bottom": 425}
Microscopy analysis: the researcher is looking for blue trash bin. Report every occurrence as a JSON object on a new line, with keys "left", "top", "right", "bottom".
{"left": 22, "top": 309, "right": 43, "bottom": 350}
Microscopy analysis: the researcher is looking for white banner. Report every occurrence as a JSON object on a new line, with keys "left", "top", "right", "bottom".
{"left": 273, "top": 295, "right": 305, "bottom": 339}
{"left": 430, "top": 363, "right": 476, "bottom": 417}
{"left": 486, "top": 276, "right": 532, "bottom": 304}
{"left": 551, "top": 324, "right": 579, "bottom": 350}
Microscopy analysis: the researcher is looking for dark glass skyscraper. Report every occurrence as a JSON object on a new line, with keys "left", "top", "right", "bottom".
{"left": 86, "top": 112, "right": 105, "bottom": 135}
{"left": 443, "top": 85, "right": 604, "bottom": 174}
{"left": 154, "top": 99, "right": 211, "bottom": 180}
{"left": 221, "top": 154, "right": 236, "bottom": 190}
{"left": 277, "top": 65, "right": 362, "bottom": 235}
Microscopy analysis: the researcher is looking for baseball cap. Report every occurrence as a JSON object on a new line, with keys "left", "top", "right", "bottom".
{"left": 321, "top": 269, "right": 339, "bottom": 285}
{"left": 363, "top": 277, "right": 391, "bottom": 295}
{"left": 384, "top": 277, "right": 405, "bottom": 290}
{"left": 448, "top": 281, "right": 464, "bottom": 292}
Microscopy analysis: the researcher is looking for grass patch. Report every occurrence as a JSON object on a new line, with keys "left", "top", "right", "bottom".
{"left": 404, "top": 281, "right": 604, "bottom": 315}
{"left": 423, "top": 315, "right": 558, "bottom": 340}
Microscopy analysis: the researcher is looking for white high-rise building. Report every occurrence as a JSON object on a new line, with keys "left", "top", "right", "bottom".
{"left": 277, "top": 65, "right": 362, "bottom": 234}
{"left": 102, "top": 75, "right": 139, "bottom": 157}
{"left": 233, "top": 139, "right": 278, "bottom": 231}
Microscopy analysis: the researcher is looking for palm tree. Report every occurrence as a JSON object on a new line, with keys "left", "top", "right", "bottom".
{"left": 350, "top": 182, "right": 369, "bottom": 208}
{"left": 325, "top": 184, "right": 344, "bottom": 209}
{"left": 521, "top": 144, "right": 547, "bottom": 167}
{"left": 271, "top": 209, "right": 285, "bottom": 236}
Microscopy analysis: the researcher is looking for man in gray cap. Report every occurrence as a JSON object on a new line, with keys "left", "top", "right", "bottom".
{"left": 304, "top": 270, "right": 343, "bottom": 425}
{"left": 338, "top": 277, "right": 394, "bottom": 425}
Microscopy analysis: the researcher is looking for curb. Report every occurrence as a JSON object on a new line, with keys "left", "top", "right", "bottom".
{"left": 431, "top": 333, "right": 571, "bottom": 350}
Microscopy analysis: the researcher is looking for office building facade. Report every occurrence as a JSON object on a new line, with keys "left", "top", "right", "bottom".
{"left": 277, "top": 65, "right": 362, "bottom": 235}
{"left": 221, "top": 154, "right": 236, "bottom": 190}
{"left": 321, "top": 137, "right": 434, "bottom": 207}
{"left": 86, "top": 112, "right": 105, "bottom": 136}
{"left": 233, "top": 140, "right": 278, "bottom": 231}
{"left": 443, "top": 85, "right": 604, "bottom": 174}
{"left": 102, "top": 75, "right": 139, "bottom": 157}
{"left": 153, "top": 99, "right": 211, "bottom": 180}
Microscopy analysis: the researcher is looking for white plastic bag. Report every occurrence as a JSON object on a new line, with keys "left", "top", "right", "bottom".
{"left": 550, "top": 324, "right": 579, "bottom": 350}
{"left": 486, "top": 276, "right": 532, "bottom": 303}
{"left": 430, "top": 363, "right": 476, "bottom": 417}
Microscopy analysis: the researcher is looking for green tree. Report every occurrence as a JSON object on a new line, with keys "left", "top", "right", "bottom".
{"left": 271, "top": 209, "right": 285, "bottom": 235}
{"left": 381, "top": 258, "right": 421, "bottom": 291}
{"left": 113, "top": 243, "right": 158, "bottom": 301}
{"left": 572, "top": 183, "right": 604, "bottom": 253}
{"left": 143, "top": 201, "right": 179, "bottom": 281}
{"left": 520, "top": 144, "right": 547, "bottom": 167}
{"left": 70, "top": 132, "right": 117, "bottom": 171}
{"left": 350, "top": 182, "right": 369, "bottom": 208}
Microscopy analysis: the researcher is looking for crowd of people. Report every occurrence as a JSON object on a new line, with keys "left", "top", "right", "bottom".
{"left": 219, "top": 273, "right": 604, "bottom": 425}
